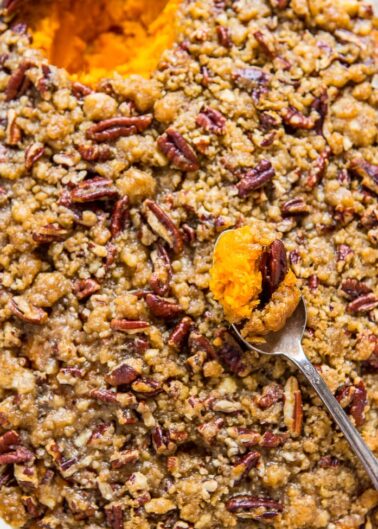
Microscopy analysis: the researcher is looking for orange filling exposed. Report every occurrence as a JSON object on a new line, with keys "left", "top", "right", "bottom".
{"left": 21, "top": 0, "right": 180, "bottom": 85}
{"left": 210, "top": 226, "right": 297, "bottom": 323}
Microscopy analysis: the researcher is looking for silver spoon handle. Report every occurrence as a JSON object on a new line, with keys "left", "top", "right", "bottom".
{"left": 285, "top": 348, "right": 378, "bottom": 490}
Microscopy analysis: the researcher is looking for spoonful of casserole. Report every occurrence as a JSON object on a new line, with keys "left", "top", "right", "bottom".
{"left": 210, "top": 226, "right": 378, "bottom": 490}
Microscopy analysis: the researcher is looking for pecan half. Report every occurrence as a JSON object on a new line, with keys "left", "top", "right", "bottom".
{"left": 110, "top": 319, "right": 150, "bottom": 333}
{"left": 78, "top": 144, "right": 112, "bottom": 162}
{"left": 347, "top": 294, "right": 378, "bottom": 313}
{"left": 283, "top": 376, "right": 303, "bottom": 437}
{"left": 86, "top": 115, "right": 152, "bottom": 142}
{"left": 0, "top": 431, "right": 20, "bottom": 453}
{"left": 232, "top": 451, "right": 260, "bottom": 480}
{"left": 306, "top": 147, "right": 331, "bottom": 187}
{"left": 233, "top": 67, "right": 270, "bottom": 90}
{"left": 282, "top": 106, "right": 315, "bottom": 130}
{"left": 144, "top": 200, "right": 183, "bottom": 254}
{"left": 9, "top": 297, "right": 48, "bottom": 325}
{"left": 146, "top": 294, "right": 183, "bottom": 319}
{"left": 236, "top": 160, "right": 275, "bottom": 197}
{"left": 168, "top": 317, "right": 193, "bottom": 349}
{"left": 281, "top": 197, "right": 310, "bottom": 216}
{"left": 226, "top": 496, "right": 283, "bottom": 519}
{"left": 5, "top": 61, "right": 33, "bottom": 101}
{"left": 257, "top": 383, "right": 283, "bottom": 410}
{"left": 259, "top": 239, "right": 288, "bottom": 303}
{"left": 196, "top": 106, "right": 226, "bottom": 135}
{"left": 216, "top": 25, "right": 232, "bottom": 48}
{"left": 216, "top": 329, "right": 249, "bottom": 376}
{"left": 25, "top": 143, "right": 45, "bottom": 170}
{"left": 336, "top": 381, "right": 367, "bottom": 426}
{"left": 110, "top": 196, "right": 129, "bottom": 238}
{"left": 105, "top": 364, "right": 139, "bottom": 386}
{"left": 254, "top": 30, "right": 276, "bottom": 57}
{"left": 0, "top": 447, "right": 34, "bottom": 465}
{"left": 340, "top": 279, "right": 372, "bottom": 300}
{"left": 73, "top": 278, "right": 100, "bottom": 300}
{"left": 150, "top": 243, "right": 172, "bottom": 296}
{"left": 32, "top": 224, "right": 69, "bottom": 244}
{"left": 157, "top": 129, "right": 199, "bottom": 172}
{"left": 69, "top": 177, "right": 119, "bottom": 203}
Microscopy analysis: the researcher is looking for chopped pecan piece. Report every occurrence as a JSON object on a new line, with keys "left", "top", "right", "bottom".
{"left": 232, "top": 451, "right": 260, "bottom": 480}
{"left": 6, "top": 109, "right": 22, "bottom": 146}
{"left": 282, "top": 106, "right": 316, "bottom": 130}
{"left": 260, "top": 431, "right": 288, "bottom": 448}
{"left": 150, "top": 243, "right": 172, "bottom": 296}
{"left": 336, "top": 244, "right": 353, "bottom": 261}
{"left": 196, "top": 106, "right": 226, "bottom": 135}
{"left": 105, "top": 364, "right": 139, "bottom": 386}
{"left": 258, "top": 383, "right": 283, "bottom": 410}
{"left": 281, "top": 197, "right": 310, "bottom": 216}
{"left": 307, "top": 274, "right": 319, "bottom": 290}
{"left": 340, "top": 279, "right": 372, "bottom": 300}
{"left": 259, "top": 239, "right": 288, "bottom": 303}
{"left": 307, "top": 147, "right": 331, "bottom": 187}
{"left": 269, "top": 0, "right": 289, "bottom": 8}
{"left": 105, "top": 504, "right": 124, "bottom": 529}
{"left": 236, "top": 160, "right": 275, "bottom": 197}
{"left": 111, "top": 450, "right": 139, "bottom": 469}
{"left": 25, "top": 142, "right": 45, "bottom": 170}
{"left": 69, "top": 177, "right": 119, "bottom": 203}
{"left": 86, "top": 115, "right": 152, "bottom": 142}
{"left": 0, "top": 447, "right": 34, "bottom": 465}
{"left": 216, "top": 329, "right": 249, "bottom": 376}
{"left": 78, "top": 144, "right": 112, "bottom": 162}
{"left": 157, "top": 128, "right": 199, "bottom": 172}
{"left": 311, "top": 90, "right": 328, "bottom": 135}
{"left": 110, "top": 319, "right": 150, "bottom": 333}
{"left": 347, "top": 294, "right": 378, "bottom": 313}
{"left": 9, "top": 297, "right": 48, "bottom": 325}
{"left": 336, "top": 381, "right": 367, "bottom": 426}
{"left": 3, "top": 0, "right": 22, "bottom": 14}
{"left": 189, "top": 331, "right": 216, "bottom": 359}
{"left": 168, "top": 317, "right": 193, "bottom": 349}
{"left": 283, "top": 376, "right": 303, "bottom": 437}
{"left": 110, "top": 196, "right": 130, "bottom": 238}
{"left": 131, "top": 377, "right": 162, "bottom": 396}
{"left": 226, "top": 495, "right": 283, "bottom": 519}
{"left": 216, "top": 25, "right": 232, "bottom": 48}
{"left": 151, "top": 426, "right": 172, "bottom": 454}
{"left": 146, "top": 294, "right": 183, "bottom": 319}
{"left": 233, "top": 67, "right": 270, "bottom": 90}
{"left": 32, "top": 224, "right": 69, "bottom": 244}
{"left": 318, "top": 455, "right": 340, "bottom": 468}
{"left": 72, "top": 81, "right": 92, "bottom": 98}
{"left": 254, "top": 31, "right": 276, "bottom": 57}
{"left": 197, "top": 418, "right": 224, "bottom": 443}
{"left": 0, "top": 430, "right": 20, "bottom": 453}
{"left": 144, "top": 199, "right": 183, "bottom": 254}
{"left": 73, "top": 278, "right": 100, "bottom": 300}
{"left": 5, "top": 61, "right": 33, "bottom": 101}
{"left": 350, "top": 158, "right": 378, "bottom": 192}
{"left": 228, "top": 427, "right": 261, "bottom": 447}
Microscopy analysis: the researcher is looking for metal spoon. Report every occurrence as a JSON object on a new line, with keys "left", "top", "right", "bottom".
{"left": 232, "top": 297, "right": 378, "bottom": 489}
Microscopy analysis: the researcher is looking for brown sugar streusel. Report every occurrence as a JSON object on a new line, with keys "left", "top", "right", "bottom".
{"left": 0, "top": 0, "right": 377, "bottom": 529}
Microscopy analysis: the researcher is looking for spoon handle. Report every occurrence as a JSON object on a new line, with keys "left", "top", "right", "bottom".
{"left": 286, "top": 348, "right": 378, "bottom": 490}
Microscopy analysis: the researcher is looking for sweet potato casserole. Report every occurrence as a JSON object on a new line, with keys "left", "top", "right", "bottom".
{"left": 0, "top": 0, "right": 377, "bottom": 528}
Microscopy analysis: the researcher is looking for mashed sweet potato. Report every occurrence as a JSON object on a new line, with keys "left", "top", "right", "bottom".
{"left": 24, "top": 0, "right": 180, "bottom": 85}
{"left": 210, "top": 226, "right": 301, "bottom": 337}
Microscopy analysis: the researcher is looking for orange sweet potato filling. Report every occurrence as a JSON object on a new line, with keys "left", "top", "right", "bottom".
{"left": 210, "top": 226, "right": 298, "bottom": 325}
{"left": 23, "top": 0, "right": 180, "bottom": 85}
